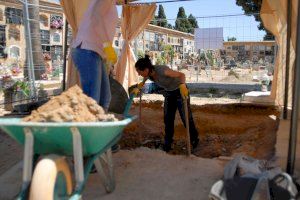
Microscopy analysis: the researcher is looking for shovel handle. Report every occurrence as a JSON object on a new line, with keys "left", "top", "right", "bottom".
{"left": 184, "top": 98, "right": 191, "bottom": 156}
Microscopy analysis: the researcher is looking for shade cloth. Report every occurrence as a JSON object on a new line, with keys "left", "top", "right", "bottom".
{"left": 115, "top": 3, "right": 156, "bottom": 89}
{"left": 60, "top": 0, "right": 92, "bottom": 88}
{"left": 260, "top": 0, "right": 298, "bottom": 107}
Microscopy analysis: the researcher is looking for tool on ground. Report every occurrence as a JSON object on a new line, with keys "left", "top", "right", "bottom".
{"left": 184, "top": 98, "right": 191, "bottom": 156}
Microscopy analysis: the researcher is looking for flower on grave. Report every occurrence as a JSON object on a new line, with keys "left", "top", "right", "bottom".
{"left": 40, "top": 73, "right": 48, "bottom": 80}
{"left": 0, "top": 76, "right": 30, "bottom": 96}
{"left": 11, "top": 65, "right": 21, "bottom": 76}
{"left": 50, "top": 19, "right": 64, "bottom": 29}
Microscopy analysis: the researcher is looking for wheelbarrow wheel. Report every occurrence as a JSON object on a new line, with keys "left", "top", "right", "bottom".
{"left": 29, "top": 155, "right": 73, "bottom": 200}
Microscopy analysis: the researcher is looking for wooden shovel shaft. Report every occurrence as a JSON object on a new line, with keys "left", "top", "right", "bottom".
{"left": 184, "top": 98, "right": 191, "bottom": 156}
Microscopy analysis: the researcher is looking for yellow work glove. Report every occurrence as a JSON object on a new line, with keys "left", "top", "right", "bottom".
{"left": 130, "top": 81, "right": 145, "bottom": 96}
{"left": 131, "top": 87, "right": 140, "bottom": 96}
{"left": 103, "top": 42, "right": 117, "bottom": 65}
{"left": 137, "top": 81, "right": 145, "bottom": 89}
{"left": 179, "top": 84, "right": 189, "bottom": 99}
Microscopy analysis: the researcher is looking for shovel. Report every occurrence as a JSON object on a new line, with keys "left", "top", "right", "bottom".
{"left": 183, "top": 98, "right": 191, "bottom": 156}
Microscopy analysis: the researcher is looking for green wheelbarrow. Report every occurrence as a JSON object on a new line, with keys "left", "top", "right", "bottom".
{"left": 0, "top": 117, "right": 135, "bottom": 200}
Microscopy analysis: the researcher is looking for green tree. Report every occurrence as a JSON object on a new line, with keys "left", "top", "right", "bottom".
{"left": 150, "top": 15, "right": 158, "bottom": 26}
{"left": 227, "top": 37, "right": 237, "bottom": 41}
{"left": 137, "top": 50, "right": 145, "bottom": 59}
{"left": 236, "top": 0, "right": 274, "bottom": 40}
{"left": 155, "top": 56, "right": 167, "bottom": 65}
{"left": 188, "top": 14, "right": 198, "bottom": 33}
{"left": 175, "top": 7, "right": 192, "bottom": 33}
{"left": 167, "top": 24, "right": 173, "bottom": 29}
{"left": 157, "top": 5, "right": 168, "bottom": 28}
{"left": 162, "top": 45, "right": 175, "bottom": 65}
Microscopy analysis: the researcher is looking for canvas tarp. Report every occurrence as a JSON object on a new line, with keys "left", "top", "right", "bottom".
{"left": 260, "top": 0, "right": 298, "bottom": 107}
{"left": 115, "top": 4, "right": 156, "bottom": 89}
{"left": 60, "top": 0, "right": 92, "bottom": 88}
{"left": 60, "top": 0, "right": 153, "bottom": 90}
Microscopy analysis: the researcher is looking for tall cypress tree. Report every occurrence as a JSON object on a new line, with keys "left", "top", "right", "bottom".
{"left": 157, "top": 5, "right": 168, "bottom": 28}
{"left": 167, "top": 24, "right": 173, "bottom": 29}
{"left": 175, "top": 7, "right": 191, "bottom": 33}
{"left": 188, "top": 14, "right": 198, "bottom": 33}
{"left": 150, "top": 15, "right": 158, "bottom": 26}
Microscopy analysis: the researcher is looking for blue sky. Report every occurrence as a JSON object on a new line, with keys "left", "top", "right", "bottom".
{"left": 117, "top": 0, "right": 265, "bottom": 41}
{"left": 54, "top": 0, "right": 265, "bottom": 41}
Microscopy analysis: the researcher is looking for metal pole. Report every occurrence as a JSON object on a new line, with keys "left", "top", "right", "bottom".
{"left": 62, "top": 18, "right": 69, "bottom": 91}
{"left": 283, "top": 0, "right": 292, "bottom": 119}
{"left": 23, "top": 0, "right": 37, "bottom": 99}
{"left": 286, "top": 0, "right": 300, "bottom": 175}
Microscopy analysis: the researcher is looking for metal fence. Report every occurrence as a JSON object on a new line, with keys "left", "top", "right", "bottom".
{"left": 0, "top": 1, "right": 276, "bottom": 113}
{"left": 0, "top": 0, "right": 64, "bottom": 113}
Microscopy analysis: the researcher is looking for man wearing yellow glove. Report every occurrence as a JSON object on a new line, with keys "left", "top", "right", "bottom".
{"left": 133, "top": 55, "right": 199, "bottom": 152}
{"left": 103, "top": 42, "right": 117, "bottom": 64}
{"left": 71, "top": 0, "right": 118, "bottom": 111}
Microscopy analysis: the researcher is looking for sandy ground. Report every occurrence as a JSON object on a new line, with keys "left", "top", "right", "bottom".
{"left": 122, "top": 95, "right": 280, "bottom": 159}
{"left": 137, "top": 94, "right": 242, "bottom": 105}
{"left": 83, "top": 148, "right": 225, "bottom": 200}
{"left": 181, "top": 68, "right": 267, "bottom": 83}
{"left": 0, "top": 148, "right": 225, "bottom": 200}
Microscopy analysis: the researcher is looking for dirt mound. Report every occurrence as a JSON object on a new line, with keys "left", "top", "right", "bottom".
{"left": 23, "top": 85, "right": 118, "bottom": 122}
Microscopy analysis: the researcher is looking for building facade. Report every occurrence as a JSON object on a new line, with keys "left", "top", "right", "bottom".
{"left": 112, "top": 23, "right": 195, "bottom": 64}
{"left": 0, "top": 0, "right": 64, "bottom": 70}
{"left": 222, "top": 41, "right": 276, "bottom": 64}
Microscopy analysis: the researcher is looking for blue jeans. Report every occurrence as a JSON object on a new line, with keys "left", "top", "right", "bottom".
{"left": 71, "top": 47, "right": 111, "bottom": 110}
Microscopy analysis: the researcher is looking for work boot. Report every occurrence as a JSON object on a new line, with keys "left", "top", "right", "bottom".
{"left": 162, "top": 143, "right": 172, "bottom": 152}
{"left": 192, "top": 138, "right": 199, "bottom": 150}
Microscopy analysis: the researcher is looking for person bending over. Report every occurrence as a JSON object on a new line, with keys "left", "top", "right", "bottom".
{"left": 132, "top": 55, "right": 199, "bottom": 152}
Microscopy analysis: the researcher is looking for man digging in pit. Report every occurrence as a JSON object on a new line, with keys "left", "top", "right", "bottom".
{"left": 131, "top": 55, "right": 200, "bottom": 152}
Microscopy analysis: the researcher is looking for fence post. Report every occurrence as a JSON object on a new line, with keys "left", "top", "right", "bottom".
{"left": 22, "top": 0, "right": 37, "bottom": 99}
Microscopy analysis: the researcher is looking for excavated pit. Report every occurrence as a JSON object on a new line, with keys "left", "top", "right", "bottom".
{"left": 120, "top": 101, "right": 280, "bottom": 159}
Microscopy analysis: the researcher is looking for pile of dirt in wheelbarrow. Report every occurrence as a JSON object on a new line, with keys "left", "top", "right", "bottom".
{"left": 120, "top": 101, "right": 280, "bottom": 159}
{"left": 23, "top": 85, "right": 118, "bottom": 122}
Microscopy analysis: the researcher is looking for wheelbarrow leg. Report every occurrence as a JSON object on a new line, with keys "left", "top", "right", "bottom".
{"left": 23, "top": 128, "right": 34, "bottom": 185}
{"left": 94, "top": 149, "right": 115, "bottom": 193}
{"left": 18, "top": 128, "right": 34, "bottom": 199}
{"left": 70, "top": 127, "right": 84, "bottom": 190}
